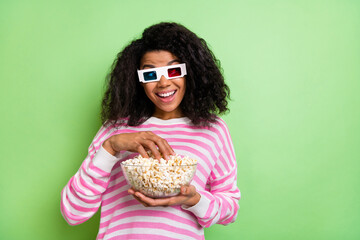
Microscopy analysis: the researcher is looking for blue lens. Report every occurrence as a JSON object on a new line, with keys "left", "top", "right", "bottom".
{"left": 143, "top": 71, "right": 157, "bottom": 81}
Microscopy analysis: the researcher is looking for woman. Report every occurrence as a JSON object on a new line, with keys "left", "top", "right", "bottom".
{"left": 61, "top": 22, "right": 240, "bottom": 240}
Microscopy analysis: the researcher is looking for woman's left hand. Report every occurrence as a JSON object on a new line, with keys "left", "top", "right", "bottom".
{"left": 128, "top": 185, "right": 201, "bottom": 207}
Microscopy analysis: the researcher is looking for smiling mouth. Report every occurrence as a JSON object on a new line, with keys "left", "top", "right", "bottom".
{"left": 156, "top": 90, "right": 176, "bottom": 98}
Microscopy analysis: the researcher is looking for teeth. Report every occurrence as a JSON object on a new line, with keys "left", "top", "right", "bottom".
{"left": 158, "top": 91, "right": 175, "bottom": 98}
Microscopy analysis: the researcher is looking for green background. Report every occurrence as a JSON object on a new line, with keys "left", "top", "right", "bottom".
{"left": 1, "top": 0, "right": 359, "bottom": 239}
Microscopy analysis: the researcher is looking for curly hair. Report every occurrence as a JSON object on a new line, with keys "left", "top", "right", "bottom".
{"left": 101, "top": 22, "right": 230, "bottom": 126}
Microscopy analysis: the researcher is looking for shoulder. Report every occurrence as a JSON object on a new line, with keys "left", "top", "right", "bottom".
{"left": 205, "top": 116, "right": 234, "bottom": 144}
{"left": 92, "top": 119, "right": 128, "bottom": 144}
{"left": 208, "top": 116, "right": 230, "bottom": 132}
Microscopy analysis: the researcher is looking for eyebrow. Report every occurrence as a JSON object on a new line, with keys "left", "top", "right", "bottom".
{"left": 141, "top": 59, "right": 181, "bottom": 69}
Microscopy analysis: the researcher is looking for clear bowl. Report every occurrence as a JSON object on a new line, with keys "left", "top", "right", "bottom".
{"left": 121, "top": 162, "right": 197, "bottom": 198}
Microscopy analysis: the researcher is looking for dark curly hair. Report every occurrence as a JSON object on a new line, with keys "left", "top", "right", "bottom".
{"left": 101, "top": 22, "right": 230, "bottom": 126}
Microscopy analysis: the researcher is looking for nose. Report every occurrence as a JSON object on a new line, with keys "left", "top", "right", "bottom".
{"left": 157, "top": 75, "right": 171, "bottom": 87}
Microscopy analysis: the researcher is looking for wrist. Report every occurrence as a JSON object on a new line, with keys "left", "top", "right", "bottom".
{"left": 102, "top": 138, "right": 116, "bottom": 156}
{"left": 185, "top": 192, "right": 201, "bottom": 207}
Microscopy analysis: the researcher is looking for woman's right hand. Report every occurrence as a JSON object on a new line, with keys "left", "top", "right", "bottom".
{"left": 102, "top": 131, "right": 175, "bottom": 160}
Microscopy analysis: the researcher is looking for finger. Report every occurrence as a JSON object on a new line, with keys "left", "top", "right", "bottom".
{"left": 181, "top": 185, "right": 196, "bottom": 196}
{"left": 164, "top": 140, "right": 175, "bottom": 156}
{"left": 134, "top": 192, "right": 171, "bottom": 206}
{"left": 128, "top": 189, "right": 149, "bottom": 207}
{"left": 135, "top": 191, "right": 191, "bottom": 206}
{"left": 135, "top": 144, "right": 149, "bottom": 158}
{"left": 144, "top": 134, "right": 174, "bottom": 160}
{"left": 156, "top": 135, "right": 175, "bottom": 155}
{"left": 134, "top": 195, "right": 149, "bottom": 207}
{"left": 142, "top": 140, "right": 162, "bottom": 159}
{"left": 144, "top": 132, "right": 174, "bottom": 159}
{"left": 153, "top": 138, "right": 174, "bottom": 160}
{"left": 181, "top": 186, "right": 188, "bottom": 195}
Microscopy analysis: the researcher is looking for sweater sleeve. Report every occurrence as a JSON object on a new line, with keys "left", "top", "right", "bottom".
{"left": 181, "top": 119, "right": 241, "bottom": 227}
{"left": 60, "top": 125, "right": 119, "bottom": 225}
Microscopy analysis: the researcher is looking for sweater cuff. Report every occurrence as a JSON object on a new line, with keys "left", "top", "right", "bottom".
{"left": 181, "top": 191, "right": 211, "bottom": 218}
{"left": 91, "top": 145, "right": 119, "bottom": 173}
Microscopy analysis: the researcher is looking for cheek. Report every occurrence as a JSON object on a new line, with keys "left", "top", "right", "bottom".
{"left": 142, "top": 83, "right": 156, "bottom": 97}
{"left": 173, "top": 78, "right": 186, "bottom": 89}
{"left": 179, "top": 79, "right": 186, "bottom": 94}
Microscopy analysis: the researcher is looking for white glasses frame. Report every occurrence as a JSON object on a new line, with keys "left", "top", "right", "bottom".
{"left": 137, "top": 63, "right": 187, "bottom": 83}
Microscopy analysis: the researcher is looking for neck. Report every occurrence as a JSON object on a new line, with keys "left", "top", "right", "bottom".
{"left": 153, "top": 110, "right": 184, "bottom": 120}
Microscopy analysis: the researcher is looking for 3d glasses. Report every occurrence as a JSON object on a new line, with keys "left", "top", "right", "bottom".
{"left": 137, "top": 63, "right": 187, "bottom": 83}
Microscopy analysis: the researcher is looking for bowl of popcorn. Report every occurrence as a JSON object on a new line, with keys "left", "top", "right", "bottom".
{"left": 121, "top": 154, "right": 197, "bottom": 198}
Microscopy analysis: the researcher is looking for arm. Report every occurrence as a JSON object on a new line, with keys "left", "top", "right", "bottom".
{"left": 128, "top": 119, "right": 241, "bottom": 227}
{"left": 181, "top": 120, "right": 241, "bottom": 227}
{"left": 60, "top": 144, "right": 118, "bottom": 225}
{"left": 129, "top": 148, "right": 240, "bottom": 227}
{"left": 61, "top": 126, "right": 175, "bottom": 225}
{"left": 182, "top": 158, "right": 240, "bottom": 227}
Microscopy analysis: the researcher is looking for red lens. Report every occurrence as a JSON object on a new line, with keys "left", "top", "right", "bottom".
{"left": 167, "top": 67, "right": 181, "bottom": 78}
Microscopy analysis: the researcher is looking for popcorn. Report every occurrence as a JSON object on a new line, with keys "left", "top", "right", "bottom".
{"left": 121, "top": 154, "right": 197, "bottom": 198}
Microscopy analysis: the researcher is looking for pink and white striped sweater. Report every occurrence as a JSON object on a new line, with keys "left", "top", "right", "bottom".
{"left": 61, "top": 116, "right": 240, "bottom": 240}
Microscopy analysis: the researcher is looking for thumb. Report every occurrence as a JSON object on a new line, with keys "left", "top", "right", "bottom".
{"left": 181, "top": 186, "right": 189, "bottom": 195}
{"left": 181, "top": 185, "right": 195, "bottom": 195}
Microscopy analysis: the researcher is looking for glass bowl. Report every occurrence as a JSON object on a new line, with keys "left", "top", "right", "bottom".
{"left": 121, "top": 162, "right": 197, "bottom": 198}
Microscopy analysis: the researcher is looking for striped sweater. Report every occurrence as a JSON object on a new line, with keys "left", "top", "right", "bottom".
{"left": 61, "top": 116, "right": 240, "bottom": 240}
